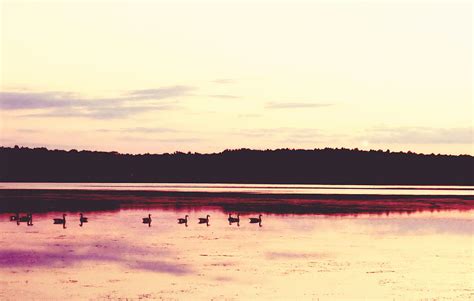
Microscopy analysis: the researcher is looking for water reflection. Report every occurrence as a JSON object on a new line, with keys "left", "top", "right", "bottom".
{"left": 1, "top": 190, "right": 472, "bottom": 216}
{"left": 0, "top": 209, "right": 472, "bottom": 299}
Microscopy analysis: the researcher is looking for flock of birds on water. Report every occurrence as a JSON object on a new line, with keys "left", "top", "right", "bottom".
{"left": 8, "top": 212, "right": 263, "bottom": 228}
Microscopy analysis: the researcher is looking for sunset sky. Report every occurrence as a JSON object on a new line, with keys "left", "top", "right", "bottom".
{"left": 1, "top": 0, "right": 472, "bottom": 155}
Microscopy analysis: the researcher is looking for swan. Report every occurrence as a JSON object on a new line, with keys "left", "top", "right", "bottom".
{"left": 249, "top": 214, "right": 262, "bottom": 223}
{"left": 178, "top": 215, "right": 188, "bottom": 224}
{"left": 198, "top": 215, "right": 210, "bottom": 224}
{"left": 142, "top": 214, "right": 152, "bottom": 225}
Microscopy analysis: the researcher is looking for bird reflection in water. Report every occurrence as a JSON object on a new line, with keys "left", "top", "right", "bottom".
{"left": 228, "top": 213, "right": 240, "bottom": 227}
{"left": 198, "top": 215, "right": 210, "bottom": 227}
{"left": 178, "top": 215, "right": 188, "bottom": 227}
{"left": 249, "top": 214, "right": 263, "bottom": 227}
{"left": 142, "top": 214, "right": 152, "bottom": 227}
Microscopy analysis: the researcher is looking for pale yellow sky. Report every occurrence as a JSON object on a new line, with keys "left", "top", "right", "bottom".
{"left": 1, "top": 0, "right": 472, "bottom": 154}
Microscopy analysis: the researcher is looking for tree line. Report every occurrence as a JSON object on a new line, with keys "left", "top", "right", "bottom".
{"left": 1, "top": 146, "right": 472, "bottom": 185}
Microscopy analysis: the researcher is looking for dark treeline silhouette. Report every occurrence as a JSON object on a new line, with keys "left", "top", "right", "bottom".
{"left": 1, "top": 145, "right": 473, "bottom": 185}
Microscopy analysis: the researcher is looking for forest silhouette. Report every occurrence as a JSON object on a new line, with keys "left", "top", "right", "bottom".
{"left": 1, "top": 146, "right": 472, "bottom": 185}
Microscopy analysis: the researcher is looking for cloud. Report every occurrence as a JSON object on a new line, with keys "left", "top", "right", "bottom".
{"left": 0, "top": 86, "right": 191, "bottom": 119}
{"left": 119, "top": 136, "right": 201, "bottom": 143}
{"left": 0, "top": 91, "right": 85, "bottom": 109}
{"left": 265, "top": 102, "right": 333, "bottom": 109}
{"left": 98, "top": 127, "right": 178, "bottom": 134}
{"left": 212, "top": 78, "right": 235, "bottom": 84}
{"left": 365, "top": 126, "right": 473, "bottom": 144}
{"left": 126, "top": 85, "right": 195, "bottom": 100}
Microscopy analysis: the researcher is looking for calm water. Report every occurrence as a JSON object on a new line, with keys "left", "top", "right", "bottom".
{"left": 0, "top": 184, "right": 473, "bottom": 300}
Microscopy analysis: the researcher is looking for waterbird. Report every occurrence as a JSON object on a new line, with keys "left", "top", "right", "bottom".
{"left": 142, "top": 214, "right": 152, "bottom": 226}
{"left": 178, "top": 215, "right": 188, "bottom": 225}
{"left": 79, "top": 213, "right": 88, "bottom": 226}
{"left": 228, "top": 213, "right": 240, "bottom": 226}
{"left": 18, "top": 214, "right": 31, "bottom": 223}
{"left": 53, "top": 214, "right": 66, "bottom": 224}
{"left": 198, "top": 215, "right": 210, "bottom": 226}
{"left": 53, "top": 214, "right": 67, "bottom": 228}
{"left": 249, "top": 214, "right": 262, "bottom": 226}
{"left": 17, "top": 213, "right": 32, "bottom": 226}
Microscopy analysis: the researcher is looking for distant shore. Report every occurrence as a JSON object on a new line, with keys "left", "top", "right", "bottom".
{"left": 2, "top": 146, "right": 473, "bottom": 185}
{"left": 1, "top": 188, "right": 472, "bottom": 215}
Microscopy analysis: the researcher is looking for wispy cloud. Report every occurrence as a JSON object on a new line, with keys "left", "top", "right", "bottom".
{"left": 0, "top": 91, "right": 85, "bottom": 109}
{"left": 364, "top": 126, "right": 473, "bottom": 144}
{"left": 98, "top": 127, "right": 178, "bottom": 134}
{"left": 212, "top": 78, "right": 235, "bottom": 84}
{"left": 0, "top": 86, "right": 192, "bottom": 119}
{"left": 119, "top": 136, "right": 201, "bottom": 143}
{"left": 125, "top": 85, "right": 195, "bottom": 100}
{"left": 265, "top": 102, "right": 333, "bottom": 109}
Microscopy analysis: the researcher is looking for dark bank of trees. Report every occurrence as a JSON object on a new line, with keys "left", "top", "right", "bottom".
{"left": 0, "top": 146, "right": 473, "bottom": 185}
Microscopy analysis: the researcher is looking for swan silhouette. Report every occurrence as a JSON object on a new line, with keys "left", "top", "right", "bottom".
{"left": 228, "top": 213, "right": 240, "bottom": 226}
{"left": 178, "top": 215, "right": 188, "bottom": 226}
{"left": 249, "top": 214, "right": 262, "bottom": 227}
{"left": 53, "top": 214, "right": 67, "bottom": 228}
{"left": 142, "top": 214, "right": 152, "bottom": 227}
{"left": 198, "top": 215, "right": 210, "bottom": 226}
{"left": 79, "top": 213, "right": 88, "bottom": 227}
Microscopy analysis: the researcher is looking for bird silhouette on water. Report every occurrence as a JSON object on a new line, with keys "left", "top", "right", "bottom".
{"left": 228, "top": 213, "right": 240, "bottom": 226}
{"left": 178, "top": 215, "right": 188, "bottom": 227}
{"left": 249, "top": 214, "right": 263, "bottom": 227}
{"left": 16, "top": 213, "right": 33, "bottom": 226}
{"left": 142, "top": 214, "right": 152, "bottom": 227}
{"left": 79, "top": 213, "right": 88, "bottom": 227}
{"left": 53, "top": 214, "right": 67, "bottom": 229}
{"left": 198, "top": 215, "right": 210, "bottom": 226}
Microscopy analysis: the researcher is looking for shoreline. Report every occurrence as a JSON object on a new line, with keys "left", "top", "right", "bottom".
{"left": 1, "top": 188, "right": 473, "bottom": 215}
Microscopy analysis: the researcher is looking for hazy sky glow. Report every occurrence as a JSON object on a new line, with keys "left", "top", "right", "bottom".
{"left": 1, "top": 0, "right": 472, "bottom": 154}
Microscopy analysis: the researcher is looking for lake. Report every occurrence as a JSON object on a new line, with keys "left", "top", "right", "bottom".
{"left": 0, "top": 183, "right": 472, "bottom": 300}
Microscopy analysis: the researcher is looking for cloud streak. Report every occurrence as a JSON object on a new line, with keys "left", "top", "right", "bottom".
{"left": 0, "top": 86, "right": 193, "bottom": 119}
{"left": 265, "top": 102, "right": 333, "bottom": 109}
{"left": 365, "top": 127, "right": 473, "bottom": 145}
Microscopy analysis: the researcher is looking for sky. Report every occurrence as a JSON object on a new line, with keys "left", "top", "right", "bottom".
{"left": 0, "top": 0, "right": 472, "bottom": 155}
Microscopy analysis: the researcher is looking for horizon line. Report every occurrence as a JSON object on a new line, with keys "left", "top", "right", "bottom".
{"left": 2, "top": 145, "right": 473, "bottom": 158}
